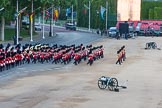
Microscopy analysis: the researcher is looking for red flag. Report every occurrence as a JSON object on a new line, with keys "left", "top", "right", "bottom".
{"left": 44, "top": 10, "right": 50, "bottom": 19}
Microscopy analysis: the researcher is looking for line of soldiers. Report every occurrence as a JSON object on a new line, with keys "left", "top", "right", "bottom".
{"left": 86, "top": 45, "right": 104, "bottom": 65}
{"left": 0, "top": 43, "right": 104, "bottom": 72}
{"left": 116, "top": 45, "right": 126, "bottom": 65}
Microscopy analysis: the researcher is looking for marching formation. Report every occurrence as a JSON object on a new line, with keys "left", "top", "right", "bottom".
{"left": 0, "top": 43, "right": 104, "bottom": 72}
{"left": 116, "top": 45, "right": 126, "bottom": 65}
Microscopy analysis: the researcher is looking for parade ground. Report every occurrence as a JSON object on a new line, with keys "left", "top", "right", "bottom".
{"left": 0, "top": 36, "right": 162, "bottom": 108}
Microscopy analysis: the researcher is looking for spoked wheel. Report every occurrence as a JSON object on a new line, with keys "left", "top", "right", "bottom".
{"left": 108, "top": 78, "right": 118, "bottom": 91}
{"left": 152, "top": 42, "right": 157, "bottom": 49}
{"left": 98, "top": 80, "right": 107, "bottom": 89}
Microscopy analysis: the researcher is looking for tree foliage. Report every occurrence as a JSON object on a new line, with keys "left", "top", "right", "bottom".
{"left": 2, "top": 0, "right": 117, "bottom": 29}
{"left": 77, "top": 0, "right": 117, "bottom": 29}
{"left": 149, "top": 9, "right": 154, "bottom": 19}
{"left": 154, "top": 7, "right": 162, "bottom": 20}
{"left": 141, "top": 1, "right": 162, "bottom": 20}
{"left": 0, "top": 0, "right": 12, "bottom": 23}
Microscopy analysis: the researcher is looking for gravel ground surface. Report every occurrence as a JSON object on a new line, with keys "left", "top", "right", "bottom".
{"left": 0, "top": 37, "right": 162, "bottom": 108}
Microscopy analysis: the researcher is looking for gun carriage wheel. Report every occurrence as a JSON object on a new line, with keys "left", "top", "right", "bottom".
{"left": 98, "top": 78, "right": 107, "bottom": 89}
{"left": 107, "top": 78, "right": 118, "bottom": 91}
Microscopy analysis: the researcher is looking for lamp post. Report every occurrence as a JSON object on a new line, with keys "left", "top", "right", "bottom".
{"left": 16, "top": 1, "right": 27, "bottom": 44}
{"left": 84, "top": 1, "right": 91, "bottom": 31}
{"left": 106, "top": 1, "right": 108, "bottom": 30}
{"left": 42, "top": 8, "right": 45, "bottom": 39}
{"left": 49, "top": 9, "right": 52, "bottom": 37}
{"left": 16, "top": 0, "right": 19, "bottom": 45}
{"left": 0, "top": 7, "right": 4, "bottom": 41}
{"left": 30, "top": 0, "right": 41, "bottom": 42}
{"left": 88, "top": 1, "right": 91, "bottom": 31}
{"left": 14, "top": 16, "right": 17, "bottom": 45}
{"left": 15, "top": 0, "right": 27, "bottom": 45}
{"left": 49, "top": 4, "right": 55, "bottom": 37}
{"left": 30, "top": 0, "right": 33, "bottom": 42}
{"left": 71, "top": 4, "right": 73, "bottom": 23}
{"left": 51, "top": 4, "right": 54, "bottom": 37}
{"left": 51, "top": 4, "right": 55, "bottom": 37}
{"left": 42, "top": 6, "right": 53, "bottom": 37}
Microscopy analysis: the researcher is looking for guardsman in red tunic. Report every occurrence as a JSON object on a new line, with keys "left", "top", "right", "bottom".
{"left": 81, "top": 50, "right": 86, "bottom": 61}
{"left": 21, "top": 51, "right": 26, "bottom": 64}
{"left": 44, "top": 52, "right": 49, "bottom": 63}
{"left": 87, "top": 54, "right": 94, "bottom": 66}
{"left": 11, "top": 54, "right": 15, "bottom": 68}
{"left": 97, "top": 46, "right": 103, "bottom": 59}
{"left": 26, "top": 53, "right": 30, "bottom": 64}
{"left": 116, "top": 50, "right": 121, "bottom": 65}
{"left": 0, "top": 59, "right": 4, "bottom": 71}
{"left": 58, "top": 51, "right": 62, "bottom": 63}
{"left": 73, "top": 53, "right": 79, "bottom": 65}
{"left": 66, "top": 53, "right": 71, "bottom": 63}
{"left": 93, "top": 50, "right": 98, "bottom": 60}
{"left": 122, "top": 46, "right": 126, "bottom": 61}
{"left": 5, "top": 56, "right": 9, "bottom": 70}
{"left": 78, "top": 53, "right": 82, "bottom": 64}
{"left": 48, "top": 50, "right": 52, "bottom": 61}
{"left": 32, "top": 52, "right": 37, "bottom": 64}
{"left": 18, "top": 53, "right": 22, "bottom": 65}
{"left": 52, "top": 52, "right": 58, "bottom": 64}
{"left": 20, "top": 52, "right": 24, "bottom": 64}
{"left": 8, "top": 56, "right": 12, "bottom": 69}
{"left": 40, "top": 53, "right": 44, "bottom": 64}
{"left": 37, "top": 50, "right": 41, "bottom": 62}
{"left": 0, "top": 52, "right": 4, "bottom": 71}
{"left": 62, "top": 53, "right": 67, "bottom": 64}
{"left": 15, "top": 53, "right": 19, "bottom": 66}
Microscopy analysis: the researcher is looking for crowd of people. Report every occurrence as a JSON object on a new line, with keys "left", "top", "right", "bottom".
{"left": 116, "top": 45, "right": 126, "bottom": 65}
{"left": 0, "top": 43, "right": 104, "bottom": 72}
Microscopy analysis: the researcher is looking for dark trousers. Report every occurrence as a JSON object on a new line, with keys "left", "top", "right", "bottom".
{"left": 116, "top": 59, "right": 121, "bottom": 65}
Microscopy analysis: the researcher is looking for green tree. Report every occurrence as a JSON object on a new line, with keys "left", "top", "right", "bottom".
{"left": 0, "top": 0, "right": 11, "bottom": 41}
{"left": 154, "top": 7, "right": 162, "bottom": 20}
{"left": 149, "top": 9, "right": 154, "bottom": 19}
{"left": 0, "top": 0, "right": 118, "bottom": 41}
{"left": 77, "top": 0, "right": 117, "bottom": 29}
{"left": 141, "top": 1, "right": 162, "bottom": 20}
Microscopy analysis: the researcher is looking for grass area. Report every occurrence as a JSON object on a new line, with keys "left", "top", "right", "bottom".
{"left": 4, "top": 28, "right": 37, "bottom": 41}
